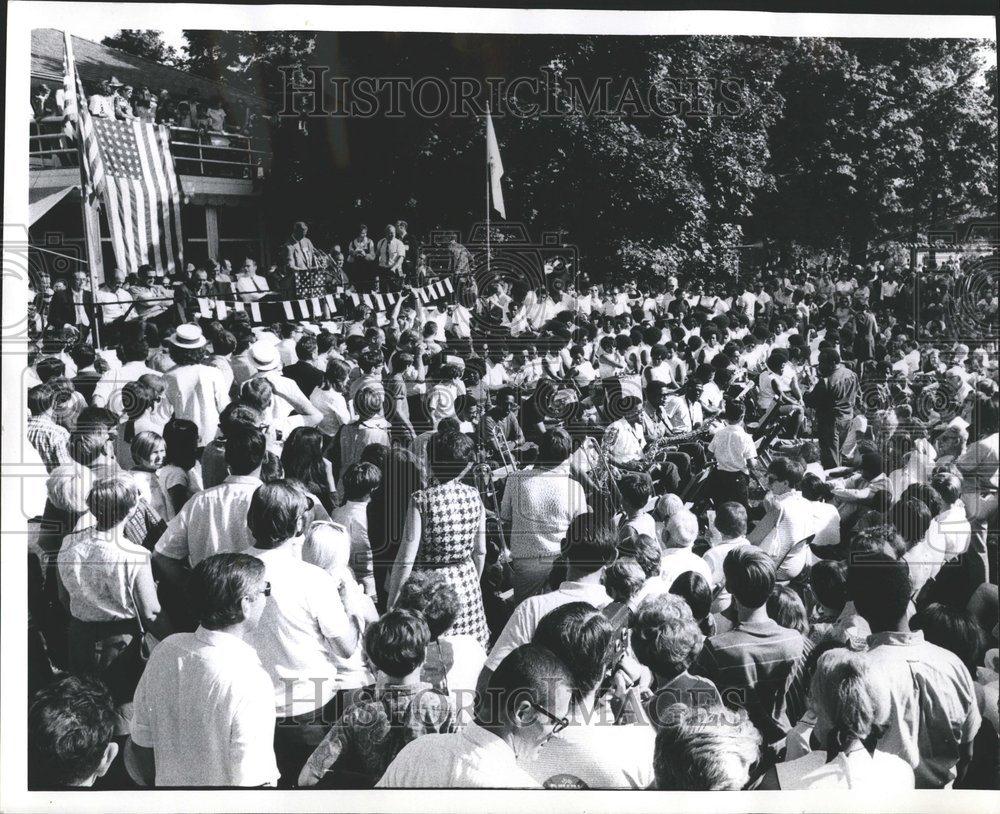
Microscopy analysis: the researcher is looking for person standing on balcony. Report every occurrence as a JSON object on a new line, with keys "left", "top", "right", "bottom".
{"left": 134, "top": 87, "right": 157, "bottom": 122}
{"left": 206, "top": 96, "right": 227, "bottom": 133}
{"left": 155, "top": 90, "right": 176, "bottom": 125}
{"left": 347, "top": 224, "right": 376, "bottom": 293}
{"left": 115, "top": 85, "right": 138, "bottom": 121}
{"left": 376, "top": 224, "right": 405, "bottom": 293}
{"left": 88, "top": 79, "right": 115, "bottom": 119}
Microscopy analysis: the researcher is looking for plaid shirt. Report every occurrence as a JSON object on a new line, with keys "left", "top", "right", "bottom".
{"left": 27, "top": 415, "right": 72, "bottom": 473}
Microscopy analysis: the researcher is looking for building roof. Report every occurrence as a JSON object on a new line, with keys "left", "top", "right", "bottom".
{"left": 31, "top": 28, "right": 271, "bottom": 112}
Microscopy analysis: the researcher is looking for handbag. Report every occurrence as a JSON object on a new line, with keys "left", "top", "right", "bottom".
{"left": 100, "top": 582, "right": 151, "bottom": 705}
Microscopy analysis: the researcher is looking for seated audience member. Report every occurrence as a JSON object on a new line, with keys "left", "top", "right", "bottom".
{"left": 478, "top": 514, "right": 616, "bottom": 694}
{"left": 394, "top": 571, "right": 489, "bottom": 724}
{"left": 154, "top": 427, "right": 267, "bottom": 578}
{"left": 659, "top": 508, "right": 713, "bottom": 589}
{"left": 126, "top": 553, "right": 280, "bottom": 787}
{"left": 805, "top": 559, "right": 849, "bottom": 645}
{"left": 702, "top": 501, "right": 751, "bottom": 614}
{"left": 244, "top": 481, "right": 369, "bottom": 786}
{"left": 297, "top": 609, "right": 453, "bottom": 788}
{"left": 330, "top": 462, "right": 381, "bottom": 598}
{"left": 631, "top": 594, "right": 722, "bottom": 725}
{"left": 669, "top": 571, "right": 716, "bottom": 637}
{"left": 615, "top": 473, "right": 656, "bottom": 540}
{"left": 749, "top": 456, "right": 814, "bottom": 584}
{"left": 846, "top": 553, "right": 981, "bottom": 788}
{"left": 377, "top": 644, "right": 574, "bottom": 788}
{"left": 520, "top": 602, "right": 657, "bottom": 789}
{"left": 692, "top": 547, "right": 805, "bottom": 744}
{"left": 652, "top": 704, "right": 761, "bottom": 790}
{"left": 762, "top": 649, "right": 915, "bottom": 790}
{"left": 29, "top": 675, "right": 119, "bottom": 789}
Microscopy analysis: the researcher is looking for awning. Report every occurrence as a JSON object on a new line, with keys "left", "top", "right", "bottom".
{"left": 29, "top": 184, "right": 76, "bottom": 225}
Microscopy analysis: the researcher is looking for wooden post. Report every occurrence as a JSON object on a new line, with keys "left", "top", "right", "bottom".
{"left": 205, "top": 204, "right": 220, "bottom": 262}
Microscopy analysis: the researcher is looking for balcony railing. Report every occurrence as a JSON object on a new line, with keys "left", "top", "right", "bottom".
{"left": 29, "top": 116, "right": 270, "bottom": 180}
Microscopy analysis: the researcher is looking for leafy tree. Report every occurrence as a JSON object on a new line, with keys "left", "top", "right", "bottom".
{"left": 101, "top": 30, "right": 179, "bottom": 66}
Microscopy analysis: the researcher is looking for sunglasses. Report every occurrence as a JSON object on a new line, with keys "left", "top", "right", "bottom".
{"left": 530, "top": 702, "right": 569, "bottom": 735}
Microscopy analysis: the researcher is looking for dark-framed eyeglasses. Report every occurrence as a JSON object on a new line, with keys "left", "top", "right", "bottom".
{"left": 530, "top": 702, "right": 569, "bottom": 735}
{"left": 257, "top": 581, "right": 272, "bottom": 598}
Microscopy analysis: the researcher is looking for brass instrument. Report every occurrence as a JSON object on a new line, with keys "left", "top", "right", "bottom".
{"left": 490, "top": 420, "right": 518, "bottom": 476}
{"left": 593, "top": 425, "right": 624, "bottom": 512}
{"left": 473, "top": 453, "right": 509, "bottom": 563}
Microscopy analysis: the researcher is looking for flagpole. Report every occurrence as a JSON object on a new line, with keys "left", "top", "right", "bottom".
{"left": 485, "top": 108, "right": 491, "bottom": 281}
{"left": 64, "top": 30, "right": 104, "bottom": 348}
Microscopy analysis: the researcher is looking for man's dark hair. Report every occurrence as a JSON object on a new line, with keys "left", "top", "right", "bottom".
{"left": 537, "top": 428, "right": 573, "bottom": 466}
{"left": 481, "top": 644, "right": 573, "bottom": 728}
{"left": 27, "top": 383, "right": 55, "bottom": 416}
{"left": 343, "top": 461, "right": 382, "bottom": 501}
{"left": 723, "top": 547, "right": 775, "bottom": 610}
{"left": 247, "top": 481, "right": 308, "bottom": 549}
{"left": 810, "top": 559, "right": 848, "bottom": 612}
{"left": 911, "top": 603, "right": 985, "bottom": 673}
{"left": 395, "top": 571, "right": 459, "bottom": 640}
{"left": 618, "top": 473, "right": 653, "bottom": 512}
{"left": 188, "top": 552, "right": 265, "bottom": 630}
{"left": 224, "top": 427, "right": 266, "bottom": 476}
{"left": 848, "top": 552, "right": 912, "bottom": 632}
{"left": 669, "top": 571, "right": 712, "bottom": 623}
{"left": 365, "top": 609, "right": 431, "bottom": 678}
{"left": 723, "top": 400, "right": 745, "bottom": 422}
{"left": 562, "top": 513, "right": 619, "bottom": 574}
{"left": 36, "top": 356, "right": 66, "bottom": 383}
{"left": 29, "top": 675, "right": 116, "bottom": 788}
{"left": 532, "top": 602, "right": 614, "bottom": 697}
{"left": 295, "top": 334, "right": 318, "bottom": 361}
{"left": 767, "top": 456, "right": 805, "bottom": 489}
{"left": 714, "top": 502, "right": 747, "bottom": 538}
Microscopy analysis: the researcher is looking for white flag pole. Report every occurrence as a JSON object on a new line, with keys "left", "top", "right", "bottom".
{"left": 485, "top": 105, "right": 491, "bottom": 281}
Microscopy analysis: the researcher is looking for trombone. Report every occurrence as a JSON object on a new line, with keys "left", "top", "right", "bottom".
{"left": 490, "top": 421, "right": 518, "bottom": 476}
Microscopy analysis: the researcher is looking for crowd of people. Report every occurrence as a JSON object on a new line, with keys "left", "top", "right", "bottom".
{"left": 24, "top": 232, "right": 999, "bottom": 791}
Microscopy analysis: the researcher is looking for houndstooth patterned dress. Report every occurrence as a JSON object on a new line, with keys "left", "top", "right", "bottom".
{"left": 411, "top": 481, "right": 490, "bottom": 648}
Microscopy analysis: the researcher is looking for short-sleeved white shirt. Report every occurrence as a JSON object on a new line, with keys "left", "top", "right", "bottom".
{"left": 130, "top": 627, "right": 279, "bottom": 787}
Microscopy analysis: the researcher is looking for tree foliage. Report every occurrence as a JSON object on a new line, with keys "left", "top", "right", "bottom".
{"left": 174, "top": 31, "right": 997, "bottom": 277}
{"left": 101, "top": 30, "right": 180, "bottom": 66}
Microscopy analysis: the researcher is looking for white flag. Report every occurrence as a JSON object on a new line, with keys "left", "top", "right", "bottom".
{"left": 486, "top": 107, "right": 506, "bottom": 219}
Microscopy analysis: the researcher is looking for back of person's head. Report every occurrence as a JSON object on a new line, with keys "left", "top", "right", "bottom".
{"left": 354, "top": 385, "right": 383, "bottom": 420}
{"left": 481, "top": 644, "right": 574, "bottom": 730}
{"left": 723, "top": 547, "right": 775, "bottom": 610}
{"left": 239, "top": 376, "right": 274, "bottom": 412}
{"left": 631, "top": 593, "right": 704, "bottom": 680}
{"left": 653, "top": 705, "right": 761, "bottom": 790}
{"left": 537, "top": 428, "right": 573, "bottom": 466}
{"left": 224, "top": 427, "right": 266, "bottom": 476}
{"left": 247, "top": 480, "right": 308, "bottom": 549}
{"left": 617, "top": 533, "right": 662, "bottom": 580}
{"left": 669, "top": 571, "right": 712, "bottom": 624}
{"left": 188, "top": 552, "right": 265, "bottom": 630}
{"left": 766, "top": 585, "right": 809, "bottom": 635}
{"left": 799, "top": 472, "right": 835, "bottom": 502}
{"left": 664, "top": 510, "right": 699, "bottom": 550}
{"left": 848, "top": 552, "right": 911, "bottom": 632}
{"left": 810, "top": 649, "right": 891, "bottom": 752}
{"left": 850, "top": 523, "right": 907, "bottom": 559}
{"left": 36, "top": 356, "right": 66, "bottom": 383}
{"left": 714, "top": 502, "right": 747, "bottom": 539}
{"left": 365, "top": 608, "right": 431, "bottom": 679}
{"left": 810, "top": 559, "right": 848, "bottom": 613}
{"left": 28, "top": 675, "right": 117, "bottom": 788}
{"left": 723, "top": 400, "right": 745, "bottom": 423}
{"left": 930, "top": 470, "right": 961, "bottom": 507}
{"left": 219, "top": 402, "right": 262, "bottom": 437}
{"left": 911, "top": 603, "right": 985, "bottom": 673}
{"left": 295, "top": 334, "right": 318, "bottom": 362}
{"left": 562, "top": 513, "right": 619, "bottom": 575}
{"left": 603, "top": 557, "right": 646, "bottom": 604}
{"left": 428, "top": 430, "right": 474, "bottom": 483}
{"left": 324, "top": 357, "right": 351, "bottom": 388}
{"left": 163, "top": 417, "right": 199, "bottom": 469}
{"left": 342, "top": 461, "right": 381, "bottom": 501}
{"left": 28, "top": 382, "right": 55, "bottom": 416}
{"left": 394, "top": 571, "right": 459, "bottom": 640}
{"left": 532, "top": 602, "right": 614, "bottom": 699}
{"left": 87, "top": 474, "right": 139, "bottom": 530}
{"left": 859, "top": 450, "right": 884, "bottom": 481}
{"left": 888, "top": 497, "right": 933, "bottom": 549}
{"left": 768, "top": 456, "right": 805, "bottom": 489}
{"left": 619, "top": 472, "right": 653, "bottom": 513}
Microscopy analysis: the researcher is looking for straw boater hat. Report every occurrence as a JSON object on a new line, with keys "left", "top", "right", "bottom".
{"left": 249, "top": 341, "right": 280, "bottom": 372}
{"left": 168, "top": 323, "right": 207, "bottom": 349}
{"left": 108, "top": 76, "right": 125, "bottom": 88}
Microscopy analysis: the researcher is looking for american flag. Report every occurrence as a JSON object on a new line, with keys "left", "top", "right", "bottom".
{"left": 63, "top": 33, "right": 184, "bottom": 276}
